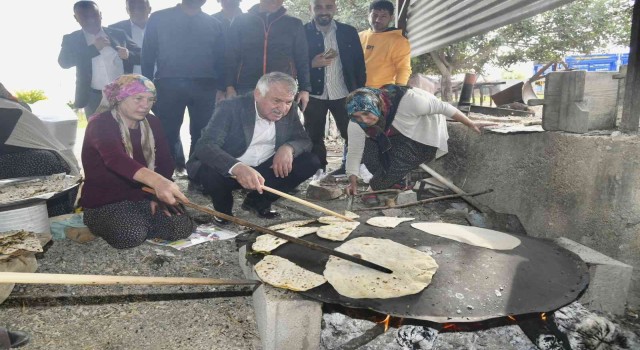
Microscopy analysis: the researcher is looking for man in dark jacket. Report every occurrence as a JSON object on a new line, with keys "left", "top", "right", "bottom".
{"left": 142, "top": 0, "right": 225, "bottom": 177}
{"left": 224, "top": 0, "right": 311, "bottom": 111}
{"left": 304, "top": 0, "right": 366, "bottom": 173}
{"left": 188, "top": 72, "right": 320, "bottom": 223}
{"left": 109, "top": 0, "right": 152, "bottom": 75}
{"left": 58, "top": 1, "right": 140, "bottom": 117}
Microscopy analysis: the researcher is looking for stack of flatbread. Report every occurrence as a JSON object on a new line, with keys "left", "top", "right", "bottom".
{"left": 0, "top": 230, "right": 43, "bottom": 259}
{"left": 0, "top": 174, "right": 78, "bottom": 204}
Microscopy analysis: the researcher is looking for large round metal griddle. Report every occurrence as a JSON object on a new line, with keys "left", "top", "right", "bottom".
{"left": 247, "top": 223, "right": 589, "bottom": 323}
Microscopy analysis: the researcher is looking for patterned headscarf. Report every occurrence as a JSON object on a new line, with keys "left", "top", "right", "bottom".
{"left": 346, "top": 84, "right": 411, "bottom": 170}
{"left": 97, "top": 74, "right": 157, "bottom": 171}
{"left": 103, "top": 74, "right": 156, "bottom": 108}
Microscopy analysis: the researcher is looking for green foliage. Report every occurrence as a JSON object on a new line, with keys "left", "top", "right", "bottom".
{"left": 495, "top": 0, "right": 632, "bottom": 67}
{"left": 284, "top": 0, "right": 371, "bottom": 31}
{"left": 501, "top": 70, "right": 526, "bottom": 80}
{"left": 14, "top": 89, "right": 47, "bottom": 104}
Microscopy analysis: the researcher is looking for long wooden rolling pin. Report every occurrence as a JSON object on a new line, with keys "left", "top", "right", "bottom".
{"left": 259, "top": 184, "right": 355, "bottom": 222}
{"left": 228, "top": 176, "right": 355, "bottom": 222}
{"left": 142, "top": 187, "right": 392, "bottom": 274}
{"left": 0, "top": 272, "right": 258, "bottom": 286}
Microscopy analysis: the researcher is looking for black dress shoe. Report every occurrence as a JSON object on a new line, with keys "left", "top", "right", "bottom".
{"left": 241, "top": 202, "right": 281, "bottom": 219}
{"left": 213, "top": 216, "right": 230, "bottom": 225}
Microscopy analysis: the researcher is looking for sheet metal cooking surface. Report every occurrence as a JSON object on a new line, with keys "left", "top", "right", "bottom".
{"left": 247, "top": 223, "right": 589, "bottom": 323}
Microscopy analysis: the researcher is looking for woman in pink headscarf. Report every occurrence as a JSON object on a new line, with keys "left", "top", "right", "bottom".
{"left": 81, "top": 74, "right": 194, "bottom": 249}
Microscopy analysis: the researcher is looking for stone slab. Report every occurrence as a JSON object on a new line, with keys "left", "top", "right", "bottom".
{"left": 554, "top": 237, "right": 633, "bottom": 315}
{"left": 396, "top": 190, "right": 417, "bottom": 206}
{"left": 239, "top": 245, "right": 322, "bottom": 350}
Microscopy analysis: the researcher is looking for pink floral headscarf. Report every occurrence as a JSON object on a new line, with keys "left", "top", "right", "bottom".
{"left": 102, "top": 74, "right": 156, "bottom": 108}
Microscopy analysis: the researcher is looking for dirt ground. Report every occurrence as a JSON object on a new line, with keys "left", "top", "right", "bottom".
{"left": 2, "top": 140, "right": 639, "bottom": 349}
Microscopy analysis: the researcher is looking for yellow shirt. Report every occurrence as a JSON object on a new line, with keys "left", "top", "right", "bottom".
{"left": 359, "top": 29, "right": 412, "bottom": 88}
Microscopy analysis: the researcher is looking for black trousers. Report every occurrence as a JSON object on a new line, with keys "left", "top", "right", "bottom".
{"left": 152, "top": 78, "right": 217, "bottom": 168}
{"left": 303, "top": 97, "right": 349, "bottom": 167}
{"left": 196, "top": 152, "right": 321, "bottom": 215}
{"left": 362, "top": 133, "right": 438, "bottom": 190}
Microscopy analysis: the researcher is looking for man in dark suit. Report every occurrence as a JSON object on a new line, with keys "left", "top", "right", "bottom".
{"left": 109, "top": 0, "right": 152, "bottom": 75}
{"left": 188, "top": 72, "right": 321, "bottom": 223}
{"left": 58, "top": 1, "right": 140, "bottom": 117}
{"left": 304, "top": 0, "right": 366, "bottom": 175}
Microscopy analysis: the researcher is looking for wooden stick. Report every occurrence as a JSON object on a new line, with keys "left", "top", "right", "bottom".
{"left": 354, "top": 189, "right": 493, "bottom": 211}
{"left": 142, "top": 188, "right": 392, "bottom": 274}
{"left": 0, "top": 272, "right": 258, "bottom": 286}
{"left": 353, "top": 189, "right": 401, "bottom": 197}
{"left": 260, "top": 185, "right": 355, "bottom": 222}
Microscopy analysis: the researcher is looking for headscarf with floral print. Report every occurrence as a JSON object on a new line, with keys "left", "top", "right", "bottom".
{"left": 346, "top": 84, "right": 411, "bottom": 170}
{"left": 97, "top": 74, "right": 157, "bottom": 171}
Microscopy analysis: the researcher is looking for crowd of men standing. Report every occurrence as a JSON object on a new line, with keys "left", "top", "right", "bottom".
{"left": 58, "top": 0, "right": 412, "bottom": 222}
{"left": 58, "top": 0, "right": 411, "bottom": 171}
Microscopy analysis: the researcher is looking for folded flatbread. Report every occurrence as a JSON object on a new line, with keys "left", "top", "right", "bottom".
{"left": 316, "top": 222, "right": 360, "bottom": 241}
{"left": 411, "top": 222, "right": 521, "bottom": 250}
{"left": 366, "top": 217, "right": 415, "bottom": 228}
{"left": 255, "top": 255, "right": 326, "bottom": 291}
{"left": 267, "top": 219, "right": 316, "bottom": 231}
{"left": 252, "top": 226, "right": 319, "bottom": 253}
{"left": 324, "top": 237, "right": 438, "bottom": 299}
{"left": 318, "top": 211, "right": 359, "bottom": 224}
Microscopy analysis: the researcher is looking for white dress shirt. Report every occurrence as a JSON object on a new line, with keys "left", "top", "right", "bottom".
{"left": 229, "top": 107, "right": 276, "bottom": 174}
{"left": 130, "top": 21, "right": 145, "bottom": 74}
{"left": 310, "top": 21, "right": 350, "bottom": 100}
{"left": 83, "top": 29, "right": 124, "bottom": 90}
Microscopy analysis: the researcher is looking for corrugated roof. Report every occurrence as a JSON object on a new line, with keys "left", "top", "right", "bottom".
{"left": 406, "top": 0, "right": 578, "bottom": 57}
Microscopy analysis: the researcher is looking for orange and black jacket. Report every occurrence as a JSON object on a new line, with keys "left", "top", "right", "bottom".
{"left": 224, "top": 5, "right": 311, "bottom": 92}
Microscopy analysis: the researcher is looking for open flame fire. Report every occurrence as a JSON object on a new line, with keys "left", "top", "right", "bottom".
{"left": 377, "top": 315, "right": 391, "bottom": 332}
{"left": 541, "top": 312, "right": 547, "bottom": 321}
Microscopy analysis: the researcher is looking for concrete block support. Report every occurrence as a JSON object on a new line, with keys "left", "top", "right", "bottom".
{"left": 239, "top": 245, "right": 323, "bottom": 350}
{"left": 554, "top": 237, "right": 633, "bottom": 315}
{"left": 396, "top": 190, "right": 418, "bottom": 206}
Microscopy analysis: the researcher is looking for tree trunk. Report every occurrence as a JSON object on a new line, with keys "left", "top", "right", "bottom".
{"left": 430, "top": 51, "right": 453, "bottom": 102}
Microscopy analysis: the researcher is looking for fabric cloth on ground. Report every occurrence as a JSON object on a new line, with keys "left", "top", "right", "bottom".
{"left": 0, "top": 99, "right": 79, "bottom": 176}
{"left": 83, "top": 199, "right": 194, "bottom": 249}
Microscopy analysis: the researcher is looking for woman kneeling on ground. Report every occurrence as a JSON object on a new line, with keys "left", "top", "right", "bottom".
{"left": 345, "top": 85, "right": 484, "bottom": 205}
{"left": 81, "top": 74, "right": 195, "bottom": 249}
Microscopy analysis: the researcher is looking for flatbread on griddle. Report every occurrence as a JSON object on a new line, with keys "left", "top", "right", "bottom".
{"left": 317, "top": 211, "right": 359, "bottom": 224}
{"left": 411, "top": 222, "right": 521, "bottom": 250}
{"left": 366, "top": 217, "right": 415, "bottom": 228}
{"left": 324, "top": 237, "right": 438, "bottom": 299}
{"left": 267, "top": 219, "right": 316, "bottom": 231}
{"left": 255, "top": 255, "right": 326, "bottom": 291}
{"left": 316, "top": 222, "right": 360, "bottom": 241}
{"left": 251, "top": 226, "right": 318, "bottom": 253}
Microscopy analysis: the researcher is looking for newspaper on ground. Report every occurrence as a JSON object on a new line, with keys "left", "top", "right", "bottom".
{"left": 146, "top": 224, "right": 239, "bottom": 250}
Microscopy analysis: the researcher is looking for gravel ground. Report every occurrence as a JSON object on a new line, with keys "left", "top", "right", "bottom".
{"left": 3, "top": 138, "right": 639, "bottom": 349}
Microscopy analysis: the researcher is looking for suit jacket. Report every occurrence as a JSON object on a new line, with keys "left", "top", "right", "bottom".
{"left": 187, "top": 93, "right": 312, "bottom": 176}
{"left": 108, "top": 20, "right": 138, "bottom": 74}
{"left": 305, "top": 21, "right": 366, "bottom": 96}
{"left": 58, "top": 27, "right": 141, "bottom": 109}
